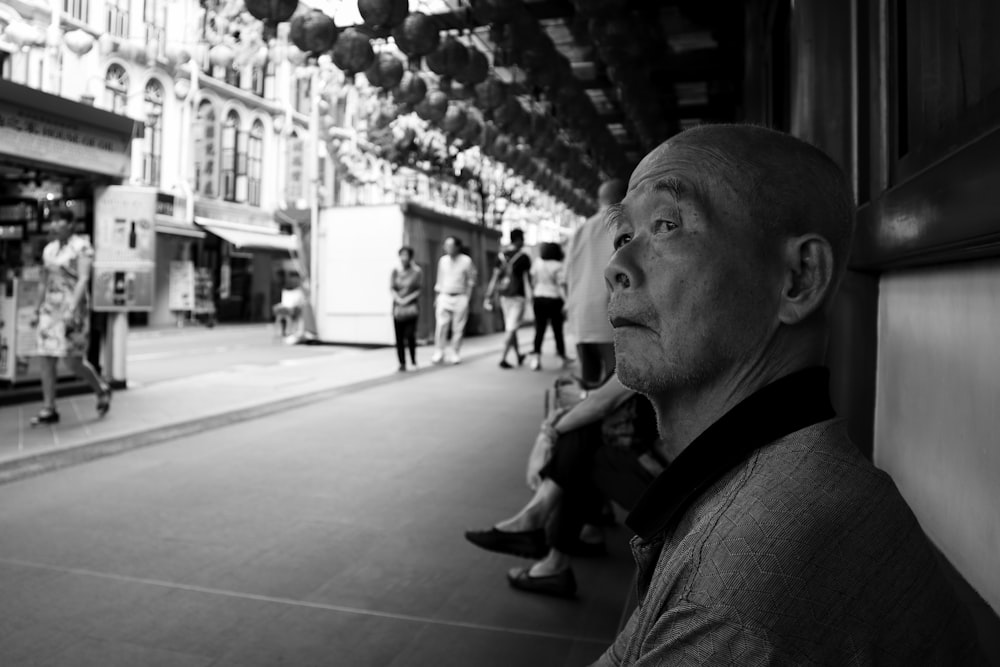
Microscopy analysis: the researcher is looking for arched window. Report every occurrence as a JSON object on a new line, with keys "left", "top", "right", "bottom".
{"left": 247, "top": 120, "right": 264, "bottom": 206}
{"left": 221, "top": 110, "right": 240, "bottom": 202}
{"left": 142, "top": 79, "right": 164, "bottom": 186}
{"left": 105, "top": 64, "right": 129, "bottom": 114}
{"left": 194, "top": 101, "right": 217, "bottom": 197}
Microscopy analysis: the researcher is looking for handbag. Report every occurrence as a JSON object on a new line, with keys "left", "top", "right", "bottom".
{"left": 394, "top": 302, "right": 419, "bottom": 320}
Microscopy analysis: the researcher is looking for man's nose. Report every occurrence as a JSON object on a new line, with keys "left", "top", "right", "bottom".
{"left": 605, "top": 250, "right": 634, "bottom": 292}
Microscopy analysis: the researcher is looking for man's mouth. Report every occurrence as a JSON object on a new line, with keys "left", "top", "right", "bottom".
{"left": 610, "top": 316, "right": 644, "bottom": 329}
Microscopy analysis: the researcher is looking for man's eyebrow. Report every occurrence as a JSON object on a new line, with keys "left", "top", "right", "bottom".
{"left": 653, "top": 176, "right": 687, "bottom": 200}
{"left": 604, "top": 203, "right": 624, "bottom": 231}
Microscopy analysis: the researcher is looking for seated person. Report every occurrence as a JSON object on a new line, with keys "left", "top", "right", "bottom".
{"left": 272, "top": 271, "right": 306, "bottom": 339}
{"left": 465, "top": 373, "right": 667, "bottom": 598}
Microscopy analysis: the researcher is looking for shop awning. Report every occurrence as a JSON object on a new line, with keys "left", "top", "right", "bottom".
{"left": 156, "top": 215, "right": 205, "bottom": 239}
{"left": 194, "top": 217, "right": 298, "bottom": 253}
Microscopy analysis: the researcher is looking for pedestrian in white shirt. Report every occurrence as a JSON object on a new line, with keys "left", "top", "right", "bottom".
{"left": 432, "top": 236, "right": 477, "bottom": 365}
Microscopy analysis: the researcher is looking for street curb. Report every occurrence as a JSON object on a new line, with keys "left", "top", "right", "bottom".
{"left": 0, "top": 346, "right": 502, "bottom": 486}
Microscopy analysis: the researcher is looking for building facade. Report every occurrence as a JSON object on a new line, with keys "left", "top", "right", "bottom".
{"left": 0, "top": 0, "right": 320, "bottom": 327}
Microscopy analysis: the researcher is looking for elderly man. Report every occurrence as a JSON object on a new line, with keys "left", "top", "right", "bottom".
{"left": 432, "top": 236, "right": 477, "bottom": 365}
{"left": 594, "top": 125, "right": 982, "bottom": 665}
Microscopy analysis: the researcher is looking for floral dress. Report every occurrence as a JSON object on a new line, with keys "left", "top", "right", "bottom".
{"left": 36, "top": 235, "right": 93, "bottom": 358}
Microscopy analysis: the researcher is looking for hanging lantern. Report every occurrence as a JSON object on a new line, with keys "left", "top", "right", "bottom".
{"left": 243, "top": 0, "right": 300, "bottom": 40}
{"left": 426, "top": 36, "right": 469, "bottom": 78}
{"left": 209, "top": 43, "right": 236, "bottom": 69}
{"left": 391, "top": 12, "right": 439, "bottom": 58}
{"left": 415, "top": 90, "right": 448, "bottom": 123}
{"left": 491, "top": 135, "right": 514, "bottom": 162}
{"left": 358, "top": 0, "right": 408, "bottom": 32}
{"left": 470, "top": 0, "right": 517, "bottom": 25}
{"left": 454, "top": 47, "right": 488, "bottom": 86}
{"left": 332, "top": 28, "right": 375, "bottom": 77}
{"left": 286, "top": 45, "right": 308, "bottom": 65}
{"left": 474, "top": 76, "right": 507, "bottom": 110}
{"left": 457, "top": 112, "right": 482, "bottom": 144}
{"left": 63, "top": 29, "right": 95, "bottom": 56}
{"left": 289, "top": 9, "right": 338, "bottom": 55}
{"left": 364, "top": 52, "right": 404, "bottom": 91}
{"left": 392, "top": 70, "right": 428, "bottom": 106}
{"left": 491, "top": 97, "right": 525, "bottom": 134}
{"left": 3, "top": 21, "right": 45, "bottom": 49}
{"left": 442, "top": 104, "right": 468, "bottom": 134}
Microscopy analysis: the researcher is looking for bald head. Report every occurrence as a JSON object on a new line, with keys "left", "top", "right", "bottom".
{"left": 597, "top": 179, "right": 627, "bottom": 208}
{"left": 644, "top": 124, "right": 856, "bottom": 293}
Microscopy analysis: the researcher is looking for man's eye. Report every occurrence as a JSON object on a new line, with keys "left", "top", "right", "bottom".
{"left": 655, "top": 219, "right": 678, "bottom": 233}
{"left": 613, "top": 232, "right": 632, "bottom": 249}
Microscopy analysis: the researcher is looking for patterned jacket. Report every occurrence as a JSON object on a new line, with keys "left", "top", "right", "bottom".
{"left": 594, "top": 369, "right": 984, "bottom": 666}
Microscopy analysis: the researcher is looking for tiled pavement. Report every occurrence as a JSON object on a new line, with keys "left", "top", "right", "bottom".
{"left": 0, "top": 330, "right": 636, "bottom": 665}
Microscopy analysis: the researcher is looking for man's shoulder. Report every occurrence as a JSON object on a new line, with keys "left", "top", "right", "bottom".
{"left": 651, "top": 421, "right": 973, "bottom": 657}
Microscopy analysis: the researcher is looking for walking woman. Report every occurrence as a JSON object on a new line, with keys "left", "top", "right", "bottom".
{"left": 390, "top": 246, "right": 423, "bottom": 371}
{"left": 528, "top": 242, "right": 570, "bottom": 371}
{"left": 29, "top": 207, "right": 111, "bottom": 425}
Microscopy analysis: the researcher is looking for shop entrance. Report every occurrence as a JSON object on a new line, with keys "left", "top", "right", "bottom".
{"left": 0, "top": 163, "right": 110, "bottom": 389}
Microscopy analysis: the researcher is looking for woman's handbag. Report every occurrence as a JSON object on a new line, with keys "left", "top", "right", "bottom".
{"left": 393, "top": 302, "right": 419, "bottom": 320}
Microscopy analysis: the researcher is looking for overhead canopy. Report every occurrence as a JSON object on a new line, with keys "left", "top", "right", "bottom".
{"left": 194, "top": 217, "right": 298, "bottom": 253}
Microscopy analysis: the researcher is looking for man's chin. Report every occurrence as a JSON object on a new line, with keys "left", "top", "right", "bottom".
{"left": 615, "top": 356, "right": 662, "bottom": 396}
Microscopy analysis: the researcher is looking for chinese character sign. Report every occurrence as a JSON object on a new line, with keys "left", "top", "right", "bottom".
{"left": 92, "top": 186, "right": 157, "bottom": 312}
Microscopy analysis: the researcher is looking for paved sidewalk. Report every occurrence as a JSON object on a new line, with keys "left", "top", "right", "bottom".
{"left": 0, "top": 332, "right": 512, "bottom": 484}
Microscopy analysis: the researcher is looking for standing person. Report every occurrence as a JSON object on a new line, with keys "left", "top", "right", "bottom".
{"left": 29, "top": 207, "right": 111, "bottom": 426}
{"left": 390, "top": 246, "right": 423, "bottom": 372}
{"left": 485, "top": 228, "right": 532, "bottom": 369}
{"left": 564, "top": 179, "right": 627, "bottom": 386}
{"left": 592, "top": 124, "right": 983, "bottom": 664}
{"left": 527, "top": 241, "right": 570, "bottom": 371}
{"left": 432, "top": 236, "right": 476, "bottom": 365}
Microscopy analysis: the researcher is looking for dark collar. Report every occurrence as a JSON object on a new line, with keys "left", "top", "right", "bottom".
{"left": 626, "top": 366, "right": 836, "bottom": 541}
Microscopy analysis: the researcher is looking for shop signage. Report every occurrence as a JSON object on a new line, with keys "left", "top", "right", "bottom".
{"left": 168, "top": 260, "right": 195, "bottom": 311}
{"left": 92, "top": 186, "right": 157, "bottom": 312}
{"left": 0, "top": 101, "right": 132, "bottom": 178}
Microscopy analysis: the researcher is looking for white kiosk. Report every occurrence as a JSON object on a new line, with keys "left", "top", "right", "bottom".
{"left": 312, "top": 202, "right": 502, "bottom": 345}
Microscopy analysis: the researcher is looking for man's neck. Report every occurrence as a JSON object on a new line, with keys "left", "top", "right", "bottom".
{"left": 651, "top": 353, "right": 820, "bottom": 457}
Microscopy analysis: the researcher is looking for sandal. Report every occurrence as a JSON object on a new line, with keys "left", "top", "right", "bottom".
{"left": 97, "top": 384, "right": 112, "bottom": 418}
{"left": 30, "top": 408, "right": 60, "bottom": 426}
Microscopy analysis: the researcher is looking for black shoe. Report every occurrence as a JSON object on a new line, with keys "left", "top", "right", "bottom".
{"left": 464, "top": 527, "right": 547, "bottom": 559}
{"left": 97, "top": 385, "right": 112, "bottom": 418}
{"left": 30, "top": 409, "right": 60, "bottom": 426}
{"left": 507, "top": 566, "right": 577, "bottom": 598}
{"left": 397, "top": 365, "right": 407, "bottom": 372}
{"left": 498, "top": 360, "right": 513, "bottom": 369}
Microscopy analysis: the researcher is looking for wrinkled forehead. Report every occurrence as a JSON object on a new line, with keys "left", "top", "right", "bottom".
{"left": 627, "top": 139, "right": 746, "bottom": 208}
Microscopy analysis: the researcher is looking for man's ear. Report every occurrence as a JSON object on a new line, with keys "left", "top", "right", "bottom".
{"left": 777, "top": 234, "right": 835, "bottom": 325}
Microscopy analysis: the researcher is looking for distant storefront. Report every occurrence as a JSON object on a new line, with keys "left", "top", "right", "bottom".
{"left": 0, "top": 79, "right": 141, "bottom": 394}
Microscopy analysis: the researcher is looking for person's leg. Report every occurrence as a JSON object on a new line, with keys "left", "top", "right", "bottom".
{"left": 393, "top": 318, "right": 407, "bottom": 369}
{"left": 433, "top": 298, "right": 452, "bottom": 363}
{"left": 597, "top": 342, "right": 617, "bottom": 383}
{"left": 65, "top": 355, "right": 105, "bottom": 394}
{"left": 551, "top": 299, "right": 568, "bottom": 359}
{"left": 532, "top": 298, "right": 546, "bottom": 355}
{"left": 576, "top": 343, "right": 602, "bottom": 385}
{"left": 38, "top": 356, "right": 58, "bottom": 411}
{"left": 405, "top": 318, "right": 418, "bottom": 366}
{"left": 499, "top": 297, "right": 524, "bottom": 367}
{"left": 448, "top": 295, "right": 470, "bottom": 360}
